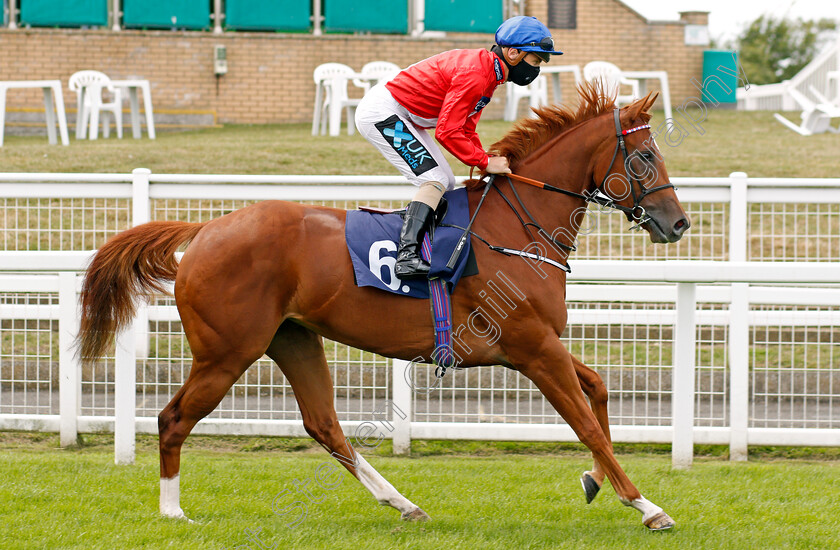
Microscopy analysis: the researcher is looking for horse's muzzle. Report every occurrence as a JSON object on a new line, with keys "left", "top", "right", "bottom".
{"left": 645, "top": 211, "right": 690, "bottom": 243}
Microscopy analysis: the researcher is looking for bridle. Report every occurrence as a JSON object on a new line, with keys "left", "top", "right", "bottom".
{"left": 503, "top": 107, "right": 674, "bottom": 232}
{"left": 459, "top": 108, "right": 676, "bottom": 273}
{"left": 589, "top": 108, "right": 675, "bottom": 229}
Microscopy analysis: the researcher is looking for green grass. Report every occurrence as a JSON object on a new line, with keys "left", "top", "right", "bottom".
{"left": 1, "top": 109, "right": 838, "bottom": 178}
{"left": 1, "top": 433, "right": 840, "bottom": 549}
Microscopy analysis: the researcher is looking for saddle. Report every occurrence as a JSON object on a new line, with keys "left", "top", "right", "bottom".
{"left": 359, "top": 196, "right": 449, "bottom": 226}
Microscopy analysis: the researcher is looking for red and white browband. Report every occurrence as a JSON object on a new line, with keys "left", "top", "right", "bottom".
{"left": 621, "top": 124, "right": 651, "bottom": 136}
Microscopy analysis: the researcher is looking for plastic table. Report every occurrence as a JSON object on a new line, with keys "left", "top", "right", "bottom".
{"left": 0, "top": 80, "right": 70, "bottom": 146}
{"left": 112, "top": 79, "right": 156, "bottom": 139}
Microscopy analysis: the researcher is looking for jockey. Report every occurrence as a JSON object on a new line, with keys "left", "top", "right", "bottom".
{"left": 355, "top": 15, "right": 563, "bottom": 280}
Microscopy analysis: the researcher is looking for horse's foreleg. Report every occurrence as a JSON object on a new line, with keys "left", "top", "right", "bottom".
{"left": 266, "top": 321, "right": 429, "bottom": 521}
{"left": 515, "top": 337, "right": 674, "bottom": 530}
{"left": 572, "top": 355, "right": 611, "bottom": 503}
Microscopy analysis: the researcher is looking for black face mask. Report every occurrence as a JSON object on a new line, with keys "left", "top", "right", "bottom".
{"left": 508, "top": 61, "right": 540, "bottom": 86}
{"left": 491, "top": 44, "right": 540, "bottom": 86}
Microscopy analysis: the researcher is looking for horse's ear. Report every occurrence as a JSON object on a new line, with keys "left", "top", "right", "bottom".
{"left": 644, "top": 92, "right": 659, "bottom": 113}
{"left": 622, "top": 91, "right": 658, "bottom": 124}
{"left": 622, "top": 95, "right": 647, "bottom": 124}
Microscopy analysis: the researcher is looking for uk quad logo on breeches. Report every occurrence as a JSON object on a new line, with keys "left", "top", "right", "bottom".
{"left": 375, "top": 115, "right": 438, "bottom": 176}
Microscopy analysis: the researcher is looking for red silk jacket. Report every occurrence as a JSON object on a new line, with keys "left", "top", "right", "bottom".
{"left": 386, "top": 48, "right": 506, "bottom": 170}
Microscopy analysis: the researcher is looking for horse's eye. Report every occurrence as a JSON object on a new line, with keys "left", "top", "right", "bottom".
{"left": 640, "top": 151, "right": 654, "bottom": 161}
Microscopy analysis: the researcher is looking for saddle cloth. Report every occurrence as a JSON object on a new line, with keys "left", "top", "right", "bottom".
{"left": 345, "top": 187, "right": 472, "bottom": 299}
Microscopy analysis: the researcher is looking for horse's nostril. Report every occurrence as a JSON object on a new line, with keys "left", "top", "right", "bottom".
{"left": 673, "top": 218, "right": 688, "bottom": 234}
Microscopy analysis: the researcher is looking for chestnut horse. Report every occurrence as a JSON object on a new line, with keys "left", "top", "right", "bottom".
{"left": 78, "top": 85, "right": 688, "bottom": 530}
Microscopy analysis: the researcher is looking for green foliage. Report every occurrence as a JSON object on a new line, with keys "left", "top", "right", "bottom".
{"left": 736, "top": 15, "right": 836, "bottom": 85}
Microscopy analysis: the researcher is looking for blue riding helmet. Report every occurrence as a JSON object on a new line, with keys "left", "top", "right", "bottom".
{"left": 495, "top": 16, "right": 563, "bottom": 62}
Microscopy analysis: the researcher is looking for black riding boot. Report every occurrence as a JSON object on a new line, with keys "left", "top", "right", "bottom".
{"left": 394, "top": 201, "right": 435, "bottom": 280}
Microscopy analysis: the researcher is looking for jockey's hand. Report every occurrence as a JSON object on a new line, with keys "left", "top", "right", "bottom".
{"left": 485, "top": 156, "right": 511, "bottom": 174}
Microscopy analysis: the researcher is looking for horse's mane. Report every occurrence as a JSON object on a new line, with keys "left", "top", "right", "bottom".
{"left": 488, "top": 81, "right": 653, "bottom": 168}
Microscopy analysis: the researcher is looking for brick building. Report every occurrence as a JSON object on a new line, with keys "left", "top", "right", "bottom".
{"left": 0, "top": 0, "right": 709, "bottom": 130}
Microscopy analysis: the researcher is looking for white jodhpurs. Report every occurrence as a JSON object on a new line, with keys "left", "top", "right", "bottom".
{"left": 355, "top": 83, "right": 456, "bottom": 191}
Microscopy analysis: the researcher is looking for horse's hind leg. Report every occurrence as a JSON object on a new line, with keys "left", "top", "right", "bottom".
{"left": 265, "top": 321, "right": 429, "bottom": 521}
{"left": 158, "top": 354, "right": 257, "bottom": 519}
{"left": 513, "top": 336, "right": 674, "bottom": 530}
{"left": 572, "top": 355, "right": 612, "bottom": 503}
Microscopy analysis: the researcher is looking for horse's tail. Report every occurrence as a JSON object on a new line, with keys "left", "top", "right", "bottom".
{"left": 77, "top": 221, "right": 206, "bottom": 364}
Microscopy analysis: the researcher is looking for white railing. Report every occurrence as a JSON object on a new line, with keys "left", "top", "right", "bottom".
{"left": 1, "top": 170, "right": 839, "bottom": 469}
{"left": 737, "top": 81, "right": 790, "bottom": 111}
{"left": 1, "top": 253, "right": 839, "bottom": 468}
{"left": 738, "top": 34, "right": 840, "bottom": 110}
{"left": 4, "top": 170, "right": 840, "bottom": 261}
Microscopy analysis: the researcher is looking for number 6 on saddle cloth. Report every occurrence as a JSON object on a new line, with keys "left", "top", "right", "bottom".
{"left": 344, "top": 188, "right": 477, "bottom": 371}
{"left": 345, "top": 188, "right": 476, "bottom": 298}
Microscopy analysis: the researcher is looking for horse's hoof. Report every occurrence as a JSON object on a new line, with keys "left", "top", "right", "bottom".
{"left": 644, "top": 511, "right": 675, "bottom": 531}
{"left": 401, "top": 507, "right": 430, "bottom": 522}
{"left": 161, "top": 510, "right": 195, "bottom": 523}
{"left": 580, "top": 472, "right": 601, "bottom": 504}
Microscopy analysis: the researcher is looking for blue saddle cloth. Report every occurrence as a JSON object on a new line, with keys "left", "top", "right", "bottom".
{"left": 345, "top": 188, "right": 472, "bottom": 299}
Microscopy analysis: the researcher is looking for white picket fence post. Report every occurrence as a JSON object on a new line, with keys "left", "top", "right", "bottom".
{"left": 111, "top": 168, "right": 151, "bottom": 464}
{"left": 391, "top": 359, "right": 412, "bottom": 455}
{"left": 672, "top": 282, "right": 697, "bottom": 469}
{"left": 131, "top": 168, "right": 151, "bottom": 225}
{"left": 114, "top": 320, "right": 137, "bottom": 464}
{"left": 131, "top": 168, "right": 151, "bottom": 360}
{"left": 58, "top": 272, "right": 80, "bottom": 447}
{"left": 728, "top": 172, "right": 750, "bottom": 461}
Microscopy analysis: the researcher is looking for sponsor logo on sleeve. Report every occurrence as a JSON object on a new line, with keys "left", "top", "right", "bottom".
{"left": 471, "top": 96, "right": 492, "bottom": 116}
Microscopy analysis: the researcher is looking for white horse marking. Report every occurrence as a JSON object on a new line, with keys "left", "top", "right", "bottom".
{"left": 623, "top": 495, "right": 664, "bottom": 523}
{"left": 354, "top": 454, "right": 419, "bottom": 514}
{"left": 160, "top": 475, "right": 191, "bottom": 521}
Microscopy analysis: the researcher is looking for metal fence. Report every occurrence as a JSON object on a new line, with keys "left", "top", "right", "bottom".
{"left": 1, "top": 170, "right": 839, "bottom": 468}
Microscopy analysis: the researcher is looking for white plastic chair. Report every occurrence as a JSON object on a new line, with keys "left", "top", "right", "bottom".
{"left": 68, "top": 70, "right": 123, "bottom": 140}
{"left": 774, "top": 87, "right": 840, "bottom": 136}
{"left": 583, "top": 61, "right": 640, "bottom": 106}
{"left": 504, "top": 76, "right": 549, "bottom": 121}
{"left": 312, "top": 63, "right": 362, "bottom": 137}
{"left": 353, "top": 61, "right": 401, "bottom": 94}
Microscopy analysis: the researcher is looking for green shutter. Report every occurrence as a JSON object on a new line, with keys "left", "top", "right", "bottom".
{"left": 225, "top": 0, "right": 310, "bottom": 31}
{"left": 324, "top": 0, "right": 407, "bottom": 34}
{"left": 123, "top": 0, "right": 210, "bottom": 30}
{"left": 20, "top": 0, "right": 107, "bottom": 27}
{"left": 424, "top": 0, "right": 502, "bottom": 33}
